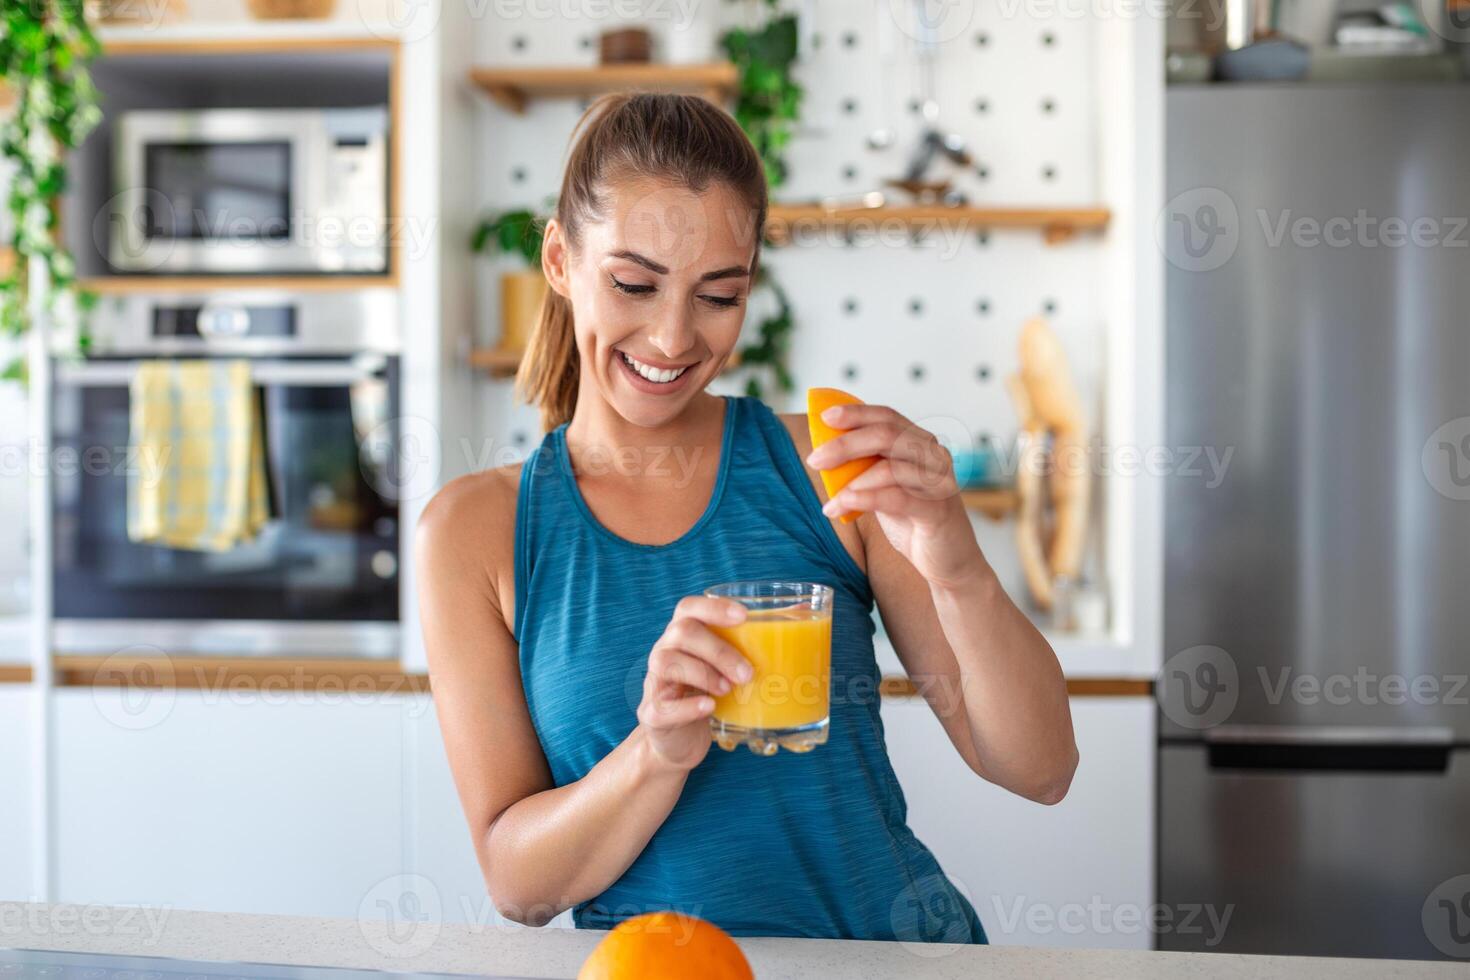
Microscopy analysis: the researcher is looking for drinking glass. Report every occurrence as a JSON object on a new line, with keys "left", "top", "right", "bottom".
{"left": 704, "top": 581, "right": 834, "bottom": 755}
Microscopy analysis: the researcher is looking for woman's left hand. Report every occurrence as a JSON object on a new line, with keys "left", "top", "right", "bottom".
{"left": 805, "top": 402, "right": 983, "bottom": 591}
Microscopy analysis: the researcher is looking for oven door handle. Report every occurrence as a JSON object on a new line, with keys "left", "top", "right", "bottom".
{"left": 53, "top": 356, "right": 388, "bottom": 387}
{"left": 1202, "top": 724, "right": 1456, "bottom": 773}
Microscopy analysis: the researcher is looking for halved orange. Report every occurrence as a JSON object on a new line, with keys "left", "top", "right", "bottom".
{"left": 807, "top": 387, "right": 879, "bottom": 524}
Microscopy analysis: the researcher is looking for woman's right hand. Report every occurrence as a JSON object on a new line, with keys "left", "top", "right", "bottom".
{"left": 637, "top": 595, "right": 753, "bottom": 771}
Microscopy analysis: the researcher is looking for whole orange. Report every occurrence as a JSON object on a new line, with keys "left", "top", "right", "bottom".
{"left": 576, "top": 911, "right": 753, "bottom": 980}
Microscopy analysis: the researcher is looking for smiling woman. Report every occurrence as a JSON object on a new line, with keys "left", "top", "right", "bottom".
{"left": 516, "top": 94, "right": 764, "bottom": 433}
{"left": 416, "top": 93, "right": 1075, "bottom": 946}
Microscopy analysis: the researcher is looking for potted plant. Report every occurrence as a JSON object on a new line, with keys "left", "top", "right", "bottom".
{"left": 0, "top": 0, "right": 101, "bottom": 379}
{"left": 471, "top": 208, "right": 547, "bottom": 356}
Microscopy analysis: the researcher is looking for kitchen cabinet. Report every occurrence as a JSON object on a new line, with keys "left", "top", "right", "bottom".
{"left": 0, "top": 687, "right": 32, "bottom": 901}
{"left": 53, "top": 690, "right": 406, "bottom": 917}
{"left": 36, "top": 686, "right": 1153, "bottom": 939}
{"left": 406, "top": 693, "right": 1152, "bottom": 944}
{"left": 882, "top": 695, "right": 1155, "bottom": 949}
{"left": 403, "top": 698, "right": 572, "bottom": 929}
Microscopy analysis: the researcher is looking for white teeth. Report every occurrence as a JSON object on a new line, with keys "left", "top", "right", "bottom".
{"left": 620, "top": 351, "right": 688, "bottom": 384}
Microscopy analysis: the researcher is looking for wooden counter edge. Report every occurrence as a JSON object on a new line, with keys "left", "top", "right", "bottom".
{"left": 0, "top": 665, "right": 32, "bottom": 684}
{"left": 881, "top": 675, "right": 1153, "bottom": 698}
{"left": 54, "top": 656, "right": 429, "bottom": 694}
{"left": 15, "top": 657, "right": 1151, "bottom": 698}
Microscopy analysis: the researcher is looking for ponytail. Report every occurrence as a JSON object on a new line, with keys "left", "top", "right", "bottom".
{"left": 515, "top": 286, "right": 578, "bottom": 432}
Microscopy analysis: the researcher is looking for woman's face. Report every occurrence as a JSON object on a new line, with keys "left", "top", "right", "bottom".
{"left": 543, "top": 177, "right": 757, "bottom": 429}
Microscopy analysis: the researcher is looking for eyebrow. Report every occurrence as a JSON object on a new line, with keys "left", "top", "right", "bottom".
{"left": 610, "top": 250, "right": 751, "bottom": 282}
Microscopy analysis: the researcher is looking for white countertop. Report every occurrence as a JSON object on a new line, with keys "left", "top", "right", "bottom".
{"left": 1, "top": 903, "right": 1460, "bottom": 980}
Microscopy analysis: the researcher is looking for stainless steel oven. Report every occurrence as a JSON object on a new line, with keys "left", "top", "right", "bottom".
{"left": 50, "top": 290, "right": 402, "bottom": 657}
{"left": 110, "top": 107, "right": 389, "bottom": 275}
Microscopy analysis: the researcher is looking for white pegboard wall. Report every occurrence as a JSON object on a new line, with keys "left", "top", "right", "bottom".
{"left": 472, "top": 0, "right": 1106, "bottom": 432}
{"left": 781, "top": 2, "right": 1099, "bottom": 207}
{"left": 468, "top": 1, "right": 1112, "bottom": 604}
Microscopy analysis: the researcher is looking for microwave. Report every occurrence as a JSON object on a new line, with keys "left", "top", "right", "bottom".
{"left": 110, "top": 107, "right": 389, "bottom": 275}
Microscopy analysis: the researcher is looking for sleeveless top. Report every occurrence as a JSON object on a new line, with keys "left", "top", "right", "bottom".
{"left": 513, "top": 395, "right": 986, "bottom": 943}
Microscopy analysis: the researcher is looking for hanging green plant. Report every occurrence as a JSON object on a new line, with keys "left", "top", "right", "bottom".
{"left": 719, "top": 0, "right": 800, "bottom": 399}
{"left": 720, "top": 0, "right": 802, "bottom": 190}
{"left": 0, "top": 0, "right": 103, "bottom": 380}
{"left": 732, "top": 267, "right": 793, "bottom": 400}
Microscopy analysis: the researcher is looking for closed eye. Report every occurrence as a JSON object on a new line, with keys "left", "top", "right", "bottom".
{"left": 700, "top": 294, "right": 742, "bottom": 309}
{"left": 610, "top": 275, "right": 654, "bottom": 295}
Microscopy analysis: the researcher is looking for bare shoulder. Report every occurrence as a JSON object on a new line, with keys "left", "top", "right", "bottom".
{"left": 777, "top": 411, "right": 814, "bottom": 453}
{"left": 776, "top": 412, "right": 820, "bottom": 496}
{"left": 415, "top": 462, "right": 524, "bottom": 621}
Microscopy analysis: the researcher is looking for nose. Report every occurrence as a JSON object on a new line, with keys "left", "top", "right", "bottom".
{"left": 647, "top": 304, "right": 697, "bottom": 361}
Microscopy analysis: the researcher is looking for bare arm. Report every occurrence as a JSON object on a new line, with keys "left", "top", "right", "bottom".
{"left": 866, "top": 521, "right": 1077, "bottom": 804}
{"left": 416, "top": 474, "right": 749, "bottom": 923}
{"left": 794, "top": 408, "right": 1077, "bottom": 805}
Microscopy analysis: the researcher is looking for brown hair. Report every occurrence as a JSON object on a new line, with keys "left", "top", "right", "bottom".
{"left": 515, "top": 93, "right": 768, "bottom": 432}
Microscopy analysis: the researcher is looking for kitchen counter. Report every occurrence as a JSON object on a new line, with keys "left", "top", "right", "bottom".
{"left": 1, "top": 903, "right": 1460, "bottom": 980}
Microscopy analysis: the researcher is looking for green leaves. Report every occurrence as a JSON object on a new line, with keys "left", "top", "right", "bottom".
{"left": 720, "top": 2, "right": 803, "bottom": 397}
{"left": 720, "top": 4, "right": 803, "bottom": 191}
{"left": 1, "top": 0, "right": 101, "bottom": 366}
{"left": 733, "top": 267, "right": 795, "bottom": 401}
{"left": 470, "top": 208, "right": 545, "bottom": 267}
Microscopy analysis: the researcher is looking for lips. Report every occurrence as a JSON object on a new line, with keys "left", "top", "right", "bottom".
{"left": 617, "top": 350, "right": 692, "bottom": 384}
{"left": 613, "top": 348, "right": 699, "bottom": 396}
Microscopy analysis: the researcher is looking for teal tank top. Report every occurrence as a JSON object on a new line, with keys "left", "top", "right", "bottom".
{"left": 513, "top": 395, "right": 986, "bottom": 943}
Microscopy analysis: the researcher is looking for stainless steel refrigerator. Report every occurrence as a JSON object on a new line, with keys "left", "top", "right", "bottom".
{"left": 1159, "top": 85, "right": 1470, "bottom": 960}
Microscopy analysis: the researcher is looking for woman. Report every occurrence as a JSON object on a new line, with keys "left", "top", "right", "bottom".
{"left": 417, "top": 93, "right": 1077, "bottom": 943}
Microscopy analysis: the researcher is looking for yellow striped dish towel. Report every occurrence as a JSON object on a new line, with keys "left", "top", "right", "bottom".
{"left": 127, "top": 360, "right": 269, "bottom": 551}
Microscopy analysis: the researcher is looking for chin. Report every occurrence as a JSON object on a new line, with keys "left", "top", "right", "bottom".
{"left": 608, "top": 379, "right": 702, "bottom": 429}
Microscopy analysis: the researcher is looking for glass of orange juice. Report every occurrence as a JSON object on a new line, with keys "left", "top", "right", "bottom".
{"left": 705, "top": 581, "right": 834, "bottom": 755}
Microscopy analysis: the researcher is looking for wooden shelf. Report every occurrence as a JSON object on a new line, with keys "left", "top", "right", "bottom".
{"left": 765, "top": 204, "right": 1111, "bottom": 246}
{"left": 97, "top": 26, "right": 401, "bottom": 56}
{"left": 469, "top": 347, "right": 524, "bottom": 378}
{"left": 468, "top": 63, "right": 739, "bottom": 114}
{"left": 77, "top": 274, "right": 399, "bottom": 296}
{"left": 960, "top": 487, "right": 1019, "bottom": 521}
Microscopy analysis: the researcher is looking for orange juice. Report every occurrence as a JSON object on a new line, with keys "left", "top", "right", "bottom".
{"left": 710, "top": 608, "right": 831, "bottom": 731}
{"left": 705, "top": 581, "right": 834, "bottom": 755}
